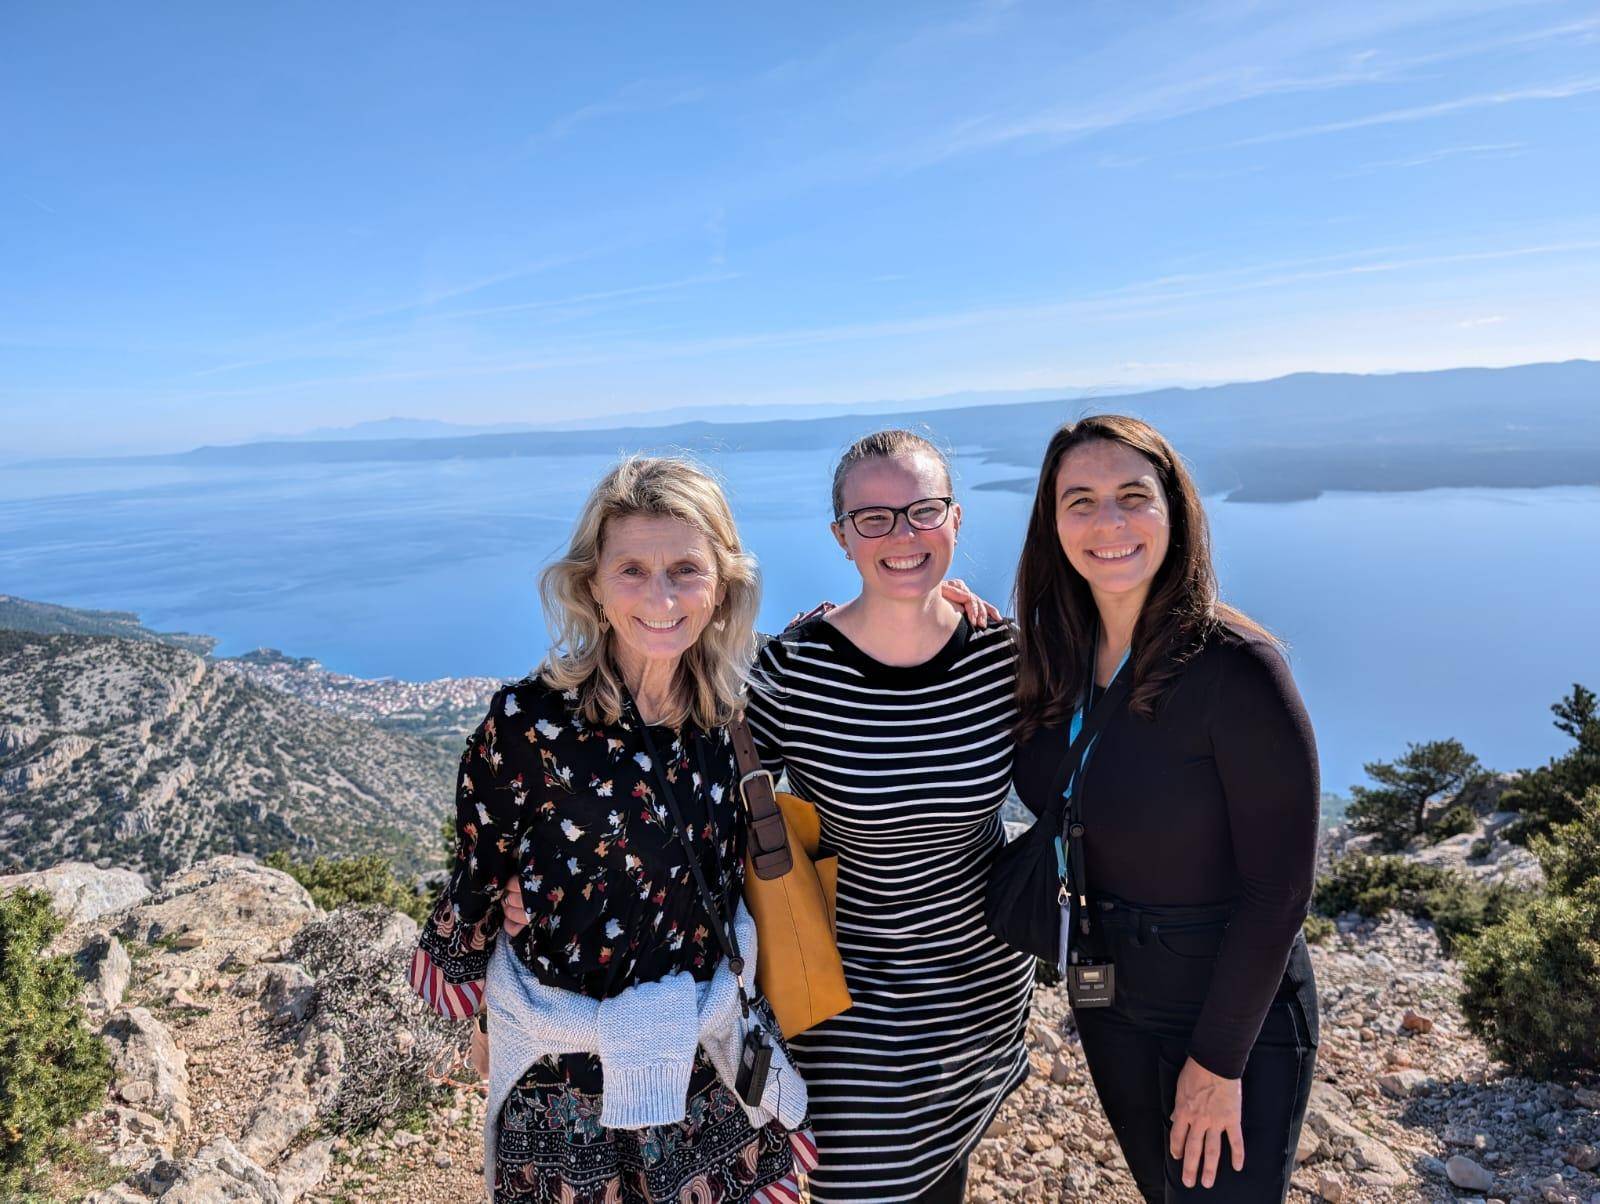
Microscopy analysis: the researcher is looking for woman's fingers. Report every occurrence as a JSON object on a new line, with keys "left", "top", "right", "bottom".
{"left": 1228, "top": 1117, "right": 1246, "bottom": 1171}
{"left": 1168, "top": 1113, "right": 1191, "bottom": 1161}
{"left": 501, "top": 876, "right": 529, "bottom": 936}
{"left": 939, "top": 577, "right": 995, "bottom": 628}
{"left": 1200, "top": 1125, "right": 1223, "bottom": 1188}
{"left": 1180, "top": 1121, "right": 1206, "bottom": 1188}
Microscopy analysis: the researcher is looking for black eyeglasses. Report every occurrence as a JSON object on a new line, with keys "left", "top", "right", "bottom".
{"left": 835, "top": 496, "right": 954, "bottom": 538}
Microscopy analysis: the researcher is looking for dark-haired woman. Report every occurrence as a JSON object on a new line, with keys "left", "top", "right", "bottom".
{"left": 1009, "top": 416, "right": 1319, "bottom": 1203}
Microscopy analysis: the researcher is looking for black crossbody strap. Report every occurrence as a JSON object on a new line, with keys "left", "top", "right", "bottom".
{"left": 631, "top": 709, "right": 751, "bottom": 1004}
{"left": 1062, "top": 664, "right": 1134, "bottom": 936}
{"left": 1040, "top": 666, "right": 1135, "bottom": 827}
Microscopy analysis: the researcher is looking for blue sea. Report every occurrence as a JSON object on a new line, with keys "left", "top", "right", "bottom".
{"left": 2, "top": 449, "right": 1597, "bottom": 796}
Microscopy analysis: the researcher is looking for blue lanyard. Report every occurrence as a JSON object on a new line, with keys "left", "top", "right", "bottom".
{"left": 1053, "top": 649, "right": 1130, "bottom": 888}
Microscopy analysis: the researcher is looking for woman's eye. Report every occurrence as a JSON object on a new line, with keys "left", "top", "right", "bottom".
{"left": 1067, "top": 497, "right": 1092, "bottom": 509}
{"left": 1120, "top": 493, "right": 1149, "bottom": 505}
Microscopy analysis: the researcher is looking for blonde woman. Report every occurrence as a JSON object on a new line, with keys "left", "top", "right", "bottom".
{"left": 411, "top": 456, "right": 814, "bottom": 1203}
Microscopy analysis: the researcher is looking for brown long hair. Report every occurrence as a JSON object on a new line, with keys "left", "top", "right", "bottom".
{"left": 1012, "top": 414, "right": 1272, "bottom": 740}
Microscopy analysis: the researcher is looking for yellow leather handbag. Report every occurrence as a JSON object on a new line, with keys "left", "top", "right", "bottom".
{"left": 728, "top": 717, "right": 852, "bottom": 1038}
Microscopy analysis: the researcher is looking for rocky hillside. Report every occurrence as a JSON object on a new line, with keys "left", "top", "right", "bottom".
{"left": 0, "top": 631, "right": 455, "bottom": 879}
{"left": 3, "top": 854, "right": 1591, "bottom": 1204}
{"left": 0, "top": 594, "right": 216, "bottom": 656}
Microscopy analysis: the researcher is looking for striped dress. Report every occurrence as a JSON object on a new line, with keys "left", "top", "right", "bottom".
{"left": 744, "top": 615, "right": 1035, "bottom": 1202}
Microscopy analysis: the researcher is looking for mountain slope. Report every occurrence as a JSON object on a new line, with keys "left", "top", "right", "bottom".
{"left": 64, "top": 358, "right": 1600, "bottom": 502}
{"left": 0, "top": 630, "right": 455, "bottom": 879}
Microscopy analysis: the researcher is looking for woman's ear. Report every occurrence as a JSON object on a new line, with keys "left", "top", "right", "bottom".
{"left": 830, "top": 521, "right": 850, "bottom": 554}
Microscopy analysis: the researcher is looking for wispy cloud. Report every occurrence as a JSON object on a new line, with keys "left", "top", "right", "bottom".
{"left": 1459, "top": 314, "right": 1508, "bottom": 328}
{"left": 174, "top": 233, "right": 1600, "bottom": 397}
{"left": 1345, "top": 142, "right": 1526, "bottom": 173}
{"left": 538, "top": 77, "right": 707, "bottom": 142}
{"left": 1222, "top": 77, "right": 1600, "bottom": 148}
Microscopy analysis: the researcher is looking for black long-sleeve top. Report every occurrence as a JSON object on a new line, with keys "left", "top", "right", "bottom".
{"left": 1013, "top": 624, "right": 1320, "bottom": 1079}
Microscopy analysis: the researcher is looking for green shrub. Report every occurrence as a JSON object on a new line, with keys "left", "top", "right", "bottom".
{"left": 1459, "top": 880, "right": 1600, "bottom": 1078}
{"left": 1346, "top": 739, "right": 1484, "bottom": 851}
{"left": 0, "top": 889, "right": 114, "bottom": 1196}
{"left": 1458, "top": 785, "right": 1600, "bottom": 1077}
{"left": 1431, "top": 803, "right": 1477, "bottom": 841}
{"left": 1312, "top": 855, "right": 1510, "bottom": 954}
{"left": 264, "top": 851, "right": 431, "bottom": 924}
{"left": 1501, "top": 684, "right": 1600, "bottom": 842}
{"left": 1302, "top": 914, "right": 1335, "bottom": 945}
{"left": 1530, "top": 786, "right": 1600, "bottom": 896}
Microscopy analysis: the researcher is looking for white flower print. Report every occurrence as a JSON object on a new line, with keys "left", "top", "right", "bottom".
{"left": 560, "top": 819, "right": 586, "bottom": 842}
{"left": 536, "top": 719, "right": 563, "bottom": 741}
{"left": 502, "top": 692, "right": 519, "bottom": 717}
{"left": 476, "top": 803, "right": 492, "bottom": 827}
{"left": 605, "top": 919, "right": 623, "bottom": 940}
{"left": 634, "top": 752, "right": 652, "bottom": 772}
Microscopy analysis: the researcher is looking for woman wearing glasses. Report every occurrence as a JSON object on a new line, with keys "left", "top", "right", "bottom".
{"left": 744, "top": 429, "right": 1034, "bottom": 1203}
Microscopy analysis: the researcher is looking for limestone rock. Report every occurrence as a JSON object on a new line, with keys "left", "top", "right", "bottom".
{"left": 1377, "top": 1068, "right": 1434, "bottom": 1098}
{"left": 0, "top": 861, "right": 150, "bottom": 924}
{"left": 77, "top": 933, "right": 133, "bottom": 1013}
{"left": 0, "top": 733, "right": 95, "bottom": 793}
{"left": 274, "top": 1138, "right": 334, "bottom": 1203}
{"left": 119, "top": 856, "right": 316, "bottom": 964}
{"left": 159, "top": 1136, "right": 283, "bottom": 1204}
{"left": 101, "top": 1007, "right": 191, "bottom": 1134}
{"left": 260, "top": 963, "right": 317, "bottom": 1027}
{"left": 1446, "top": 1154, "right": 1496, "bottom": 1192}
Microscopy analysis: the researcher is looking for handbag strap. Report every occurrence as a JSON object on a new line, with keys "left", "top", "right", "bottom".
{"left": 726, "top": 714, "right": 795, "bottom": 881}
{"left": 631, "top": 711, "right": 751, "bottom": 999}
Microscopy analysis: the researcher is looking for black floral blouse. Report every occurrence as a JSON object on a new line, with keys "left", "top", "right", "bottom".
{"left": 411, "top": 677, "right": 813, "bottom": 1202}
{"left": 416, "top": 675, "right": 746, "bottom": 1007}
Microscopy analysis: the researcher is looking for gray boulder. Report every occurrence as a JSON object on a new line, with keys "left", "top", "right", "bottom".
{"left": 0, "top": 861, "right": 150, "bottom": 924}
{"left": 100, "top": 1007, "right": 191, "bottom": 1135}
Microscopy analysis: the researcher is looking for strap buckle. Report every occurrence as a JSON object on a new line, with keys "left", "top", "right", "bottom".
{"left": 738, "top": 767, "right": 775, "bottom": 809}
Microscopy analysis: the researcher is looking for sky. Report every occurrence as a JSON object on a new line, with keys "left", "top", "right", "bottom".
{"left": 3, "top": 0, "right": 1599, "bottom": 456}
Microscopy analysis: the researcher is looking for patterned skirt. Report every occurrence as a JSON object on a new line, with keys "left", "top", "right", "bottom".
{"left": 493, "top": 1047, "right": 816, "bottom": 1203}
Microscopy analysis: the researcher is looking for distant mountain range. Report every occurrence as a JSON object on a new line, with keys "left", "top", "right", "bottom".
{"left": 51, "top": 360, "right": 1600, "bottom": 501}
{"left": 241, "top": 383, "right": 1148, "bottom": 443}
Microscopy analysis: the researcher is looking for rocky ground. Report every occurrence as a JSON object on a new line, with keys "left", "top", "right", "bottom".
{"left": 7, "top": 857, "right": 1596, "bottom": 1204}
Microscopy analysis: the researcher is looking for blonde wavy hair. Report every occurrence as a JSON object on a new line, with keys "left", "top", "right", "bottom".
{"left": 538, "top": 455, "right": 760, "bottom": 731}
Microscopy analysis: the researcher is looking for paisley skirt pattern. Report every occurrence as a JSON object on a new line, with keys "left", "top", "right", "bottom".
{"left": 493, "top": 1048, "right": 815, "bottom": 1203}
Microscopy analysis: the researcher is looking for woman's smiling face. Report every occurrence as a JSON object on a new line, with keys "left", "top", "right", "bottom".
{"left": 833, "top": 452, "right": 959, "bottom": 601}
{"left": 1054, "top": 439, "right": 1171, "bottom": 603}
{"left": 591, "top": 514, "right": 724, "bottom": 674}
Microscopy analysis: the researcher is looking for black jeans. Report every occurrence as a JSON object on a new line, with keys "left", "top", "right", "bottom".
{"left": 1071, "top": 897, "right": 1318, "bottom": 1204}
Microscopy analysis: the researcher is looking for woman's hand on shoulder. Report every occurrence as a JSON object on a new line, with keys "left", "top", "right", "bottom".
{"left": 939, "top": 578, "right": 1001, "bottom": 629}
{"left": 785, "top": 600, "right": 836, "bottom": 630}
{"left": 1169, "top": 1055, "right": 1244, "bottom": 1188}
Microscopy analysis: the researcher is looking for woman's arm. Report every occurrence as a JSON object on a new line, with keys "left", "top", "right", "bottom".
{"left": 1187, "top": 639, "right": 1320, "bottom": 1077}
{"left": 410, "top": 685, "right": 530, "bottom": 1019}
{"left": 1168, "top": 639, "right": 1319, "bottom": 1187}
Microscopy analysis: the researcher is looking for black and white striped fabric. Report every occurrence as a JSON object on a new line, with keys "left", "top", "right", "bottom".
{"left": 744, "top": 615, "right": 1035, "bottom": 1202}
